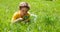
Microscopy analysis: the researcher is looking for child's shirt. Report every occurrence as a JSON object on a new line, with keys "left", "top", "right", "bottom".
{"left": 12, "top": 11, "right": 30, "bottom": 22}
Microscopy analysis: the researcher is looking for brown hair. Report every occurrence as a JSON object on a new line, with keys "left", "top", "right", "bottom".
{"left": 19, "top": 6, "right": 30, "bottom": 10}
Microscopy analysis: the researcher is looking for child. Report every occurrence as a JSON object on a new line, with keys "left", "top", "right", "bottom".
{"left": 11, "top": 2, "right": 30, "bottom": 23}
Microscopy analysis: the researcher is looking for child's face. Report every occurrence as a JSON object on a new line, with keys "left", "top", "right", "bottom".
{"left": 20, "top": 7, "right": 29, "bottom": 15}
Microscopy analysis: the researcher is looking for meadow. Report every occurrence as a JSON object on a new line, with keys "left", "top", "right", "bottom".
{"left": 0, "top": 0, "right": 60, "bottom": 32}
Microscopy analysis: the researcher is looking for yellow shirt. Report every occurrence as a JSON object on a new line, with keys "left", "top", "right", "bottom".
{"left": 11, "top": 11, "right": 30, "bottom": 22}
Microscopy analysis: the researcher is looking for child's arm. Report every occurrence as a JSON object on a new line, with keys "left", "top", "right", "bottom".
{"left": 11, "top": 12, "right": 23, "bottom": 23}
{"left": 11, "top": 18, "right": 23, "bottom": 23}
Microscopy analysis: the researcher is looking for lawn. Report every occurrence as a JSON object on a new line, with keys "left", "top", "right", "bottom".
{"left": 0, "top": 0, "right": 60, "bottom": 32}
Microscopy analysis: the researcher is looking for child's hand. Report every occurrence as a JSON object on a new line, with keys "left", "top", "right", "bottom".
{"left": 19, "top": 18, "right": 23, "bottom": 21}
{"left": 15, "top": 18, "right": 23, "bottom": 22}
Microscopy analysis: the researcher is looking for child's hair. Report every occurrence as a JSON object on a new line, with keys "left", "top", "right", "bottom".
{"left": 19, "top": 2, "right": 30, "bottom": 10}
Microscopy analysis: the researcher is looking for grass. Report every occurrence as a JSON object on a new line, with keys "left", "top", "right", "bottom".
{"left": 0, "top": 0, "right": 60, "bottom": 32}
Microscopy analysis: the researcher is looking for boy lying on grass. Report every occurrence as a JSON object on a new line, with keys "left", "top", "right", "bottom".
{"left": 11, "top": 2, "right": 30, "bottom": 23}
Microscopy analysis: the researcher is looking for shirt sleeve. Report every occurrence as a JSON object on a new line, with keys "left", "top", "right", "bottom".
{"left": 11, "top": 12, "right": 19, "bottom": 21}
